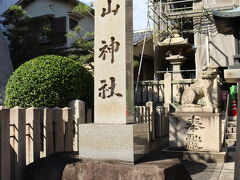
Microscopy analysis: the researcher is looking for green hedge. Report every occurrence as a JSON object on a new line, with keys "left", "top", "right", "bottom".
{"left": 4, "top": 55, "right": 93, "bottom": 108}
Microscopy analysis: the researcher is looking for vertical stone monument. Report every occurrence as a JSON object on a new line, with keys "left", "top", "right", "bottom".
{"left": 0, "top": 30, "right": 13, "bottom": 105}
{"left": 78, "top": 0, "right": 149, "bottom": 164}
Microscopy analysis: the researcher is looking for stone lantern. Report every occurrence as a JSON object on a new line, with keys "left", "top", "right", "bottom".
{"left": 158, "top": 24, "right": 192, "bottom": 79}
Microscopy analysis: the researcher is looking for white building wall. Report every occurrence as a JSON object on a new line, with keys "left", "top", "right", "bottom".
{"left": 0, "top": 0, "right": 18, "bottom": 30}
{"left": 194, "top": 0, "right": 236, "bottom": 78}
{"left": 0, "top": 0, "right": 94, "bottom": 47}
{"left": 24, "top": 0, "right": 73, "bottom": 18}
{"left": 67, "top": 15, "right": 94, "bottom": 46}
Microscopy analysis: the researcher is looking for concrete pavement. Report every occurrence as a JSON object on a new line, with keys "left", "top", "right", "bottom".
{"left": 183, "top": 151, "right": 235, "bottom": 180}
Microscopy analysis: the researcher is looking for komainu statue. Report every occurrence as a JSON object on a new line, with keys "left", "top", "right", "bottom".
{"left": 181, "top": 66, "right": 218, "bottom": 108}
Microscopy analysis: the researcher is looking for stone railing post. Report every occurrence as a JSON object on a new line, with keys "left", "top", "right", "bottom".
{"left": 212, "top": 75, "right": 220, "bottom": 109}
{"left": 26, "top": 108, "right": 41, "bottom": 165}
{"left": 43, "top": 108, "right": 54, "bottom": 156}
{"left": 164, "top": 73, "right": 172, "bottom": 110}
{"left": 69, "top": 100, "right": 85, "bottom": 151}
{"left": 53, "top": 108, "right": 64, "bottom": 153}
{"left": 146, "top": 101, "right": 155, "bottom": 141}
{"left": 10, "top": 107, "right": 26, "bottom": 180}
{"left": 62, "top": 107, "right": 73, "bottom": 152}
{"left": 0, "top": 108, "right": 10, "bottom": 180}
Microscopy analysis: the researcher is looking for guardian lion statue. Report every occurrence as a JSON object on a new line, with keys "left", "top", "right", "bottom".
{"left": 181, "top": 66, "right": 218, "bottom": 107}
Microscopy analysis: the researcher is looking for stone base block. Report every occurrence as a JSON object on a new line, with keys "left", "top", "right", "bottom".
{"left": 78, "top": 124, "right": 149, "bottom": 164}
{"left": 169, "top": 112, "right": 221, "bottom": 152}
{"left": 162, "top": 148, "right": 227, "bottom": 163}
{"left": 224, "top": 69, "right": 240, "bottom": 83}
{"left": 62, "top": 158, "right": 191, "bottom": 180}
{"left": 177, "top": 105, "right": 214, "bottom": 112}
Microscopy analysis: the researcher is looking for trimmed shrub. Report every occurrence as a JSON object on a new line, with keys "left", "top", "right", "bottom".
{"left": 4, "top": 55, "right": 93, "bottom": 108}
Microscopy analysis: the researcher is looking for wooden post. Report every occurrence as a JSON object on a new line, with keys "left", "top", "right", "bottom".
{"left": 10, "top": 107, "right": 26, "bottom": 180}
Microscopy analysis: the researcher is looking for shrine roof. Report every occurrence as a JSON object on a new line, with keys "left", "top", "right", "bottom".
{"left": 212, "top": 7, "right": 240, "bottom": 34}
{"left": 133, "top": 30, "right": 153, "bottom": 46}
{"left": 212, "top": 7, "right": 240, "bottom": 18}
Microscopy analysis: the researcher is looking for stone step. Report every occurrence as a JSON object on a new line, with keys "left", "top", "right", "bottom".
{"left": 226, "top": 133, "right": 237, "bottom": 139}
{"left": 227, "top": 127, "right": 237, "bottom": 133}
{"left": 227, "top": 121, "right": 237, "bottom": 127}
{"left": 225, "top": 139, "right": 236, "bottom": 147}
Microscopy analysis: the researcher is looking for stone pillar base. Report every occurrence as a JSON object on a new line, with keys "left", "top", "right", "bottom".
{"left": 169, "top": 112, "right": 221, "bottom": 152}
{"left": 78, "top": 124, "right": 149, "bottom": 164}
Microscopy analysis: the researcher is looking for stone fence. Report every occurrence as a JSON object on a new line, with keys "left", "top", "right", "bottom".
{"left": 0, "top": 100, "right": 91, "bottom": 180}
{"left": 135, "top": 73, "right": 221, "bottom": 108}
{"left": 135, "top": 102, "right": 168, "bottom": 140}
{"left": 0, "top": 99, "right": 167, "bottom": 180}
{"left": 134, "top": 79, "right": 193, "bottom": 106}
{"left": 135, "top": 81, "right": 165, "bottom": 106}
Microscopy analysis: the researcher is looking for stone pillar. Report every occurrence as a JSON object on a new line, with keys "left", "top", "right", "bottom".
{"left": 164, "top": 73, "right": 172, "bottom": 109}
{"left": 43, "top": 108, "right": 54, "bottom": 156}
{"left": 53, "top": 108, "right": 64, "bottom": 153}
{"left": 62, "top": 107, "right": 73, "bottom": 152}
{"left": 78, "top": 0, "right": 149, "bottom": 164}
{"left": 94, "top": 0, "right": 134, "bottom": 124}
{"left": 171, "top": 62, "right": 182, "bottom": 79}
{"left": 26, "top": 108, "right": 41, "bottom": 165}
{"left": 146, "top": 101, "right": 155, "bottom": 141}
{"left": 69, "top": 100, "right": 85, "bottom": 124}
{"left": 69, "top": 100, "right": 85, "bottom": 151}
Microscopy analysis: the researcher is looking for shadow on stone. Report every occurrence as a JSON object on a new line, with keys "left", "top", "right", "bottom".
{"left": 138, "top": 148, "right": 208, "bottom": 177}
{"left": 182, "top": 160, "right": 207, "bottom": 176}
{"left": 24, "top": 152, "right": 80, "bottom": 180}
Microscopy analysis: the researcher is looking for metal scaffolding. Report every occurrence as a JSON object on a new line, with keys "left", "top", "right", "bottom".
{"left": 148, "top": 0, "right": 235, "bottom": 38}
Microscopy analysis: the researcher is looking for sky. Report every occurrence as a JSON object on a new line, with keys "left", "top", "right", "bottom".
{"left": 81, "top": 0, "right": 149, "bottom": 30}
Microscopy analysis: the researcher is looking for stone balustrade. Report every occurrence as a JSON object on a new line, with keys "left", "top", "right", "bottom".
{"left": 0, "top": 100, "right": 90, "bottom": 180}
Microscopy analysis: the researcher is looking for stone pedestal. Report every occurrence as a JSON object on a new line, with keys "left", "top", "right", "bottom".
{"left": 166, "top": 54, "right": 186, "bottom": 79}
{"left": 169, "top": 112, "right": 221, "bottom": 152}
{"left": 78, "top": 124, "right": 149, "bottom": 164}
{"left": 177, "top": 105, "right": 215, "bottom": 113}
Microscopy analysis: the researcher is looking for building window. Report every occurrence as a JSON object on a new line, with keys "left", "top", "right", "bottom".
{"left": 69, "top": 18, "right": 78, "bottom": 30}
{"left": 52, "top": 16, "right": 67, "bottom": 44}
